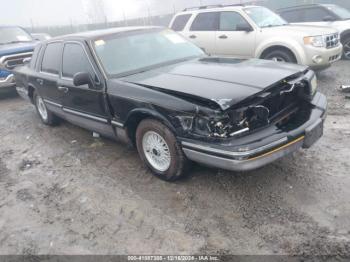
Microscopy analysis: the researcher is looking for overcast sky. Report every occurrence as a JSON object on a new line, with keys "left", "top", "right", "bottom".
{"left": 0, "top": 0, "right": 246, "bottom": 27}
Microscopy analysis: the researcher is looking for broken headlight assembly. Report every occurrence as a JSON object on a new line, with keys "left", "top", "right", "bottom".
{"left": 191, "top": 106, "right": 270, "bottom": 138}
{"left": 175, "top": 113, "right": 248, "bottom": 138}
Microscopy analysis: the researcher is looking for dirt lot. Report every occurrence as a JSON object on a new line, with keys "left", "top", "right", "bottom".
{"left": 0, "top": 61, "right": 350, "bottom": 256}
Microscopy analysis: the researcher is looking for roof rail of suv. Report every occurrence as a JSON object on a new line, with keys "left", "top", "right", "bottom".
{"left": 277, "top": 4, "right": 321, "bottom": 11}
{"left": 183, "top": 4, "right": 243, "bottom": 12}
{"left": 182, "top": 1, "right": 266, "bottom": 12}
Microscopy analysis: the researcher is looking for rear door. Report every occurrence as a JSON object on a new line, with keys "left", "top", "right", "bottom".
{"left": 185, "top": 12, "right": 219, "bottom": 54}
{"left": 57, "top": 41, "right": 114, "bottom": 137}
{"left": 215, "top": 11, "right": 256, "bottom": 58}
{"left": 37, "top": 42, "right": 64, "bottom": 116}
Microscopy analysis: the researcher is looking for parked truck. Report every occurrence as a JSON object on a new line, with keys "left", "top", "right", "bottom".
{"left": 0, "top": 26, "right": 37, "bottom": 94}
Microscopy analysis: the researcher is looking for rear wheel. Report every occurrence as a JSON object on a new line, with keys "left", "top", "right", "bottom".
{"left": 136, "top": 119, "right": 189, "bottom": 181}
{"left": 342, "top": 36, "right": 350, "bottom": 60}
{"left": 34, "top": 91, "right": 59, "bottom": 126}
{"left": 262, "top": 49, "right": 297, "bottom": 63}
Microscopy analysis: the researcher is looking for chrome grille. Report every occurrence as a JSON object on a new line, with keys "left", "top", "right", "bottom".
{"left": 0, "top": 52, "right": 33, "bottom": 70}
{"left": 325, "top": 33, "right": 339, "bottom": 49}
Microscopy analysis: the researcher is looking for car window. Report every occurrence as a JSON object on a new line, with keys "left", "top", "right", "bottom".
{"left": 41, "top": 42, "right": 62, "bottom": 75}
{"left": 62, "top": 43, "right": 95, "bottom": 80}
{"left": 30, "top": 44, "right": 42, "bottom": 70}
{"left": 323, "top": 4, "right": 350, "bottom": 20}
{"left": 93, "top": 29, "right": 204, "bottom": 76}
{"left": 0, "top": 27, "right": 33, "bottom": 44}
{"left": 171, "top": 14, "right": 192, "bottom": 31}
{"left": 190, "top": 12, "right": 219, "bottom": 31}
{"left": 303, "top": 7, "right": 331, "bottom": 22}
{"left": 220, "top": 12, "right": 250, "bottom": 31}
{"left": 280, "top": 9, "right": 305, "bottom": 23}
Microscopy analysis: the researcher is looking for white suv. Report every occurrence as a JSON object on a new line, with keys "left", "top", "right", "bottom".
{"left": 278, "top": 4, "right": 350, "bottom": 59}
{"left": 169, "top": 5, "right": 343, "bottom": 70}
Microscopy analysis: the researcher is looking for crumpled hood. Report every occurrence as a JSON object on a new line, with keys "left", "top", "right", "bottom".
{"left": 0, "top": 42, "right": 37, "bottom": 57}
{"left": 121, "top": 57, "right": 308, "bottom": 110}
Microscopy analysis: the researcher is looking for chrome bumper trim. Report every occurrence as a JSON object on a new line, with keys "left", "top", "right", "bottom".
{"left": 183, "top": 137, "right": 304, "bottom": 172}
{"left": 182, "top": 137, "right": 288, "bottom": 158}
{"left": 0, "top": 74, "right": 15, "bottom": 88}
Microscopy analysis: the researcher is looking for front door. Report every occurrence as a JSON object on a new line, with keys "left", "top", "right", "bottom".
{"left": 58, "top": 42, "right": 114, "bottom": 138}
{"left": 215, "top": 11, "right": 256, "bottom": 58}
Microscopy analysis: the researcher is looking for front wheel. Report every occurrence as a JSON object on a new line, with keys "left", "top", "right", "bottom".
{"left": 34, "top": 91, "right": 59, "bottom": 126}
{"left": 262, "top": 49, "right": 297, "bottom": 63}
{"left": 342, "top": 36, "right": 350, "bottom": 60}
{"left": 136, "top": 119, "right": 189, "bottom": 181}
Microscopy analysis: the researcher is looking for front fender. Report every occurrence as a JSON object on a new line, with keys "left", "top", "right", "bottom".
{"left": 255, "top": 38, "right": 306, "bottom": 65}
{"left": 124, "top": 108, "right": 177, "bottom": 134}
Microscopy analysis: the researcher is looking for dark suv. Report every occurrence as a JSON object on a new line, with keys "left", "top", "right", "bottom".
{"left": 278, "top": 4, "right": 350, "bottom": 59}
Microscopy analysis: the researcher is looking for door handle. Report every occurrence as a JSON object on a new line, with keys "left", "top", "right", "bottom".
{"left": 58, "top": 86, "right": 69, "bottom": 93}
{"left": 36, "top": 78, "right": 44, "bottom": 85}
{"left": 219, "top": 35, "right": 228, "bottom": 39}
{"left": 189, "top": 35, "right": 197, "bottom": 39}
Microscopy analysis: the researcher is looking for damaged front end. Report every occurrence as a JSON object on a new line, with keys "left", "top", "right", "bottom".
{"left": 177, "top": 70, "right": 318, "bottom": 139}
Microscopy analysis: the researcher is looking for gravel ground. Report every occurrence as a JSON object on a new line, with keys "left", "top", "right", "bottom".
{"left": 0, "top": 60, "right": 350, "bottom": 256}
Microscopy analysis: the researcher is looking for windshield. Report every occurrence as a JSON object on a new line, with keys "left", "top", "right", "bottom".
{"left": 244, "top": 7, "right": 288, "bottom": 28}
{"left": 324, "top": 4, "right": 350, "bottom": 20}
{"left": 93, "top": 29, "right": 205, "bottom": 77}
{"left": 0, "top": 27, "right": 33, "bottom": 44}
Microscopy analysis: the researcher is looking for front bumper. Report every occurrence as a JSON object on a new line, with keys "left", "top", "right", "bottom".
{"left": 0, "top": 74, "right": 15, "bottom": 90}
{"left": 303, "top": 44, "right": 343, "bottom": 70}
{"left": 180, "top": 92, "right": 327, "bottom": 172}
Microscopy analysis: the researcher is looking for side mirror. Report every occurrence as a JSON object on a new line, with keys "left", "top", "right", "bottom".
{"left": 73, "top": 72, "right": 93, "bottom": 88}
{"left": 323, "top": 16, "right": 335, "bottom": 22}
{"left": 236, "top": 23, "right": 253, "bottom": 32}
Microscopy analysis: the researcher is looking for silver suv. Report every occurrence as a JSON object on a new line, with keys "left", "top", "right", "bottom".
{"left": 169, "top": 5, "right": 343, "bottom": 70}
{"left": 278, "top": 4, "right": 350, "bottom": 59}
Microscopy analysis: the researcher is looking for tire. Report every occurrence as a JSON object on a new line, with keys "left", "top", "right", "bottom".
{"left": 136, "top": 119, "right": 189, "bottom": 181}
{"left": 33, "top": 91, "right": 59, "bottom": 126}
{"left": 342, "top": 36, "right": 350, "bottom": 60}
{"left": 262, "top": 49, "right": 297, "bottom": 63}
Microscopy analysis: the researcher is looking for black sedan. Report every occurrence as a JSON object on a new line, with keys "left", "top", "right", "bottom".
{"left": 14, "top": 27, "right": 327, "bottom": 181}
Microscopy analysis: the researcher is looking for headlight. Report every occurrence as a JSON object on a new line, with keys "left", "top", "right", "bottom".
{"left": 304, "top": 36, "right": 324, "bottom": 48}
{"left": 192, "top": 112, "right": 250, "bottom": 138}
{"left": 310, "top": 75, "right": 318, "bottom": 96}
{"left": 176, "top": 116, "right": 194, "bottom": 131}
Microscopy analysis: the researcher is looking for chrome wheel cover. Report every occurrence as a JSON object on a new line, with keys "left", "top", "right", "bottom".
{"left": 142, "top": 131, "right": 171, "bottom": 172}
{"left": 36, "top": 95, "right": 48, "bottom": 121}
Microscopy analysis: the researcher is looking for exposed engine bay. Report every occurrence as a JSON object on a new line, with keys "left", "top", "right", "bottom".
{"left": 192, "top": 77, "right": 313, "bottom": 139}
